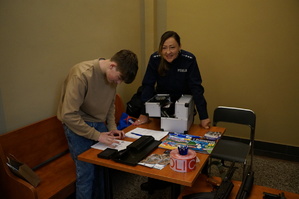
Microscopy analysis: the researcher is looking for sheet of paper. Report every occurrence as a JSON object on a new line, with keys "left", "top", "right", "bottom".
{"left": 125, "top": 127, "right": 169, "bottom": 141}
{"left": 91, "top": 140, "right": 132, "bottom": 151}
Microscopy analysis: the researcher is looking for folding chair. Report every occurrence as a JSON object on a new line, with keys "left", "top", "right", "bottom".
{"left": 210, "top": 106, "right": 256, "bottom": 180}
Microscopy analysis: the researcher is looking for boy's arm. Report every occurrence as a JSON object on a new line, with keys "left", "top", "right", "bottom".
{"left": 106, "top": 95, "right": 117, "bottom": 131}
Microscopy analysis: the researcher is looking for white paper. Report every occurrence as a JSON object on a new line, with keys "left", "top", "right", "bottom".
{"left": 91, "top": 140, "right": 132, "bottom": 151}
{"left": 125, "top": 127, "right": 169, "bottom": 141}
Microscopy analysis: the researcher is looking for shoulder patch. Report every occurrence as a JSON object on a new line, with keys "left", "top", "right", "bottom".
{"left": 153, "top": 54, "right": 161, "bottom": 58}
{"left": 181, "top": 53, "right": 193, "bottom": 59}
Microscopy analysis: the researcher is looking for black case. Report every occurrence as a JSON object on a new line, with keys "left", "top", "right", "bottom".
{"left": 112, "top": 135, "right": 161, "bottom": 166}
{"left": 97, "top": 148, "right": 118, "bottom": 159}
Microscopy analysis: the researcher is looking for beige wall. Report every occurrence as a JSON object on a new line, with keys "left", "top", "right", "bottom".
{"left": 0, "top": 0, "right": 144, "bottom": 132}
{"left": 1, "top": 0, "right": 298, "bottom": 147}
{"left": 166, "top": 0, "right": 299, "bottom": 146}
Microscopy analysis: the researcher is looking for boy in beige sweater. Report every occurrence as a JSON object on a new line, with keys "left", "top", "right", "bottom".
{"left": 57, "top": 49, "right": 138, "bottom": 199}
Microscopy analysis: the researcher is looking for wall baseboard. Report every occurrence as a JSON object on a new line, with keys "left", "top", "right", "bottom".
{"left": 222, "top": 136, "right": 299, "bottom": 162}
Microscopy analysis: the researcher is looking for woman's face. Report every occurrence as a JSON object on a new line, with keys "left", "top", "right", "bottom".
{"left": 161, "top": 37, "right": 181, "bottom": 63}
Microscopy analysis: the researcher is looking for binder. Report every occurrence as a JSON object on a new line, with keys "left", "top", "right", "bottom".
{"left": 112, "top": 135, "right": 161, "bottom": 166}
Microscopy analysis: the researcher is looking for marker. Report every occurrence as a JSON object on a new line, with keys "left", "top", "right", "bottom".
{"left": 131, "top": 132, "right": 143, "bottom": 137}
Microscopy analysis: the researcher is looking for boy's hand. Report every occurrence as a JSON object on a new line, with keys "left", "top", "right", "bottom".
{"left": 98, "top": 132, "right": 120, "bottom": 145}
{"left": 109, "top": 129, "right": 125, "bottom": 139}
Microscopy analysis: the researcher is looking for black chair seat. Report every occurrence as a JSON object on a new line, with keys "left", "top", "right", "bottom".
{"left": 211, "top": 139, "right": 250, "bottom": 163}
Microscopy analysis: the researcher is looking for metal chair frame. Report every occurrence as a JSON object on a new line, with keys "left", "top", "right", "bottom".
{"left": 210, "top": 106, "right": 256, "bottom": 180}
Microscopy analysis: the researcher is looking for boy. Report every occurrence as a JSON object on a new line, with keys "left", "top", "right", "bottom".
{"left": 57, "top": 49, "right": 138, "bottom": 199}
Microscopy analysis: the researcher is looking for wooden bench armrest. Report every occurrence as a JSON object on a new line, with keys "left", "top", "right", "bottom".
{"left": 0, "top": 147, "right": 37, "bottom": 199}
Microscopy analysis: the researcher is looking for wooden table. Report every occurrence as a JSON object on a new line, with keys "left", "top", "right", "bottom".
{"left": 78, "top": 118, "right": 225, "bottom": 199}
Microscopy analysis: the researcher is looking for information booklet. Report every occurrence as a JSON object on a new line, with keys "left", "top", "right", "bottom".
{"left": 158, "top": 132, "right": 220, "bottom": 154}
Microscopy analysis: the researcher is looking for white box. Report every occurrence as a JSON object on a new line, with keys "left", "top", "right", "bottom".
{"left": 175, "top": 95, "right": 194, "bottom": 119}
{"left": 161, "top": 113, "right": 194, "bottom": 134}
{"left": 161, "top": 95, "right": 194, "bottom": 133}
{"left": 145, "top": 94, "right": 170, "bottom": 117}
{"left": 145, "top": 94, "right": 194, "bottom": 133}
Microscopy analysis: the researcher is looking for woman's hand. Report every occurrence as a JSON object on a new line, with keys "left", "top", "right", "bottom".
{"left": 200, "top": 118, "right": 211, "bottom": 129}
{"left": 132, "top": 114, "right": 149, "bottom": 126}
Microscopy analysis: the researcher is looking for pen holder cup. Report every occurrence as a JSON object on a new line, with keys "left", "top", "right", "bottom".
{"left": 178, "top": 145, "right": 188, "bottom": 155}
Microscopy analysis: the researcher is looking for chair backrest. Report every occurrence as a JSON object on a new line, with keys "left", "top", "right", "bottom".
{"left": 213, "top": 106, "right": 256, "bottom": 129}
{"left": 213, "top": 106, "right": 256, "bottom": 141}
{"left": 115, "top": 94, "right": 125, "bottom": 124}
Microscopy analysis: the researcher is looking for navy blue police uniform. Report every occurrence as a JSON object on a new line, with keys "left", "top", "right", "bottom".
{"left": 141, "top": 50, "right": 209, "bottom": 120}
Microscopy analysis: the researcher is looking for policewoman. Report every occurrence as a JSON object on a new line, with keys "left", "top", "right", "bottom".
{"left": 133, "top": 31, "right": 210, "bottom": 129}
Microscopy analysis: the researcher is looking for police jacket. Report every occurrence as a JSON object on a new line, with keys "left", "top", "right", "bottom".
{"left": 141, "top": 50, "right": 209, "bottom": 120}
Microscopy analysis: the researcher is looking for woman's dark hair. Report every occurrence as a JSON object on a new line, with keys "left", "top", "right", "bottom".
{"left": 158, "top": 31, "right": 181, "bottom": 76}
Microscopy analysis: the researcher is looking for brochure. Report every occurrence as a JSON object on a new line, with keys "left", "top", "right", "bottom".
{"left": 158, "top": 133, "right": 217, "bottom": 154}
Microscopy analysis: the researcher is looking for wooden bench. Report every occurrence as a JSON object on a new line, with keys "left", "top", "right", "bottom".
{"left": 0, "top": 116, "right": 76, "bottom": 199}
{"left": 178, "top": 174, "right": 299, "bottom": 199}
{"left": 0, "top": 94, "right": 125, "bottom": 199}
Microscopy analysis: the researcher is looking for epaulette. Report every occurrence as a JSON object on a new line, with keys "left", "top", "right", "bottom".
{"left": 152, "top": 54, "right": 161, "bottom": 58}
{"left": 181, "top": 53, "right": 193, "bottom": 59}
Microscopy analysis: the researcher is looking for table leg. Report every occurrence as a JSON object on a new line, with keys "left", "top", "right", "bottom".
{"left": 170, "top": 183, "right": 181, "bottom": 199}
{"left": 103, "top": 167, "right": 113, "bottom": 199}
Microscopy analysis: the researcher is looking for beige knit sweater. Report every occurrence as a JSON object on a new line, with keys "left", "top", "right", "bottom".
{"left": 57, "top": 58, "right": 117, "bottom": 141}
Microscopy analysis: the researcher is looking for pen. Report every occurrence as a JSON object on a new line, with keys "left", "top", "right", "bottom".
{"left": 131, "top": 132, "right": 143, "bottom": 136}
{"left": 169, "top": 133, "right": 202, "bottom": 139}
